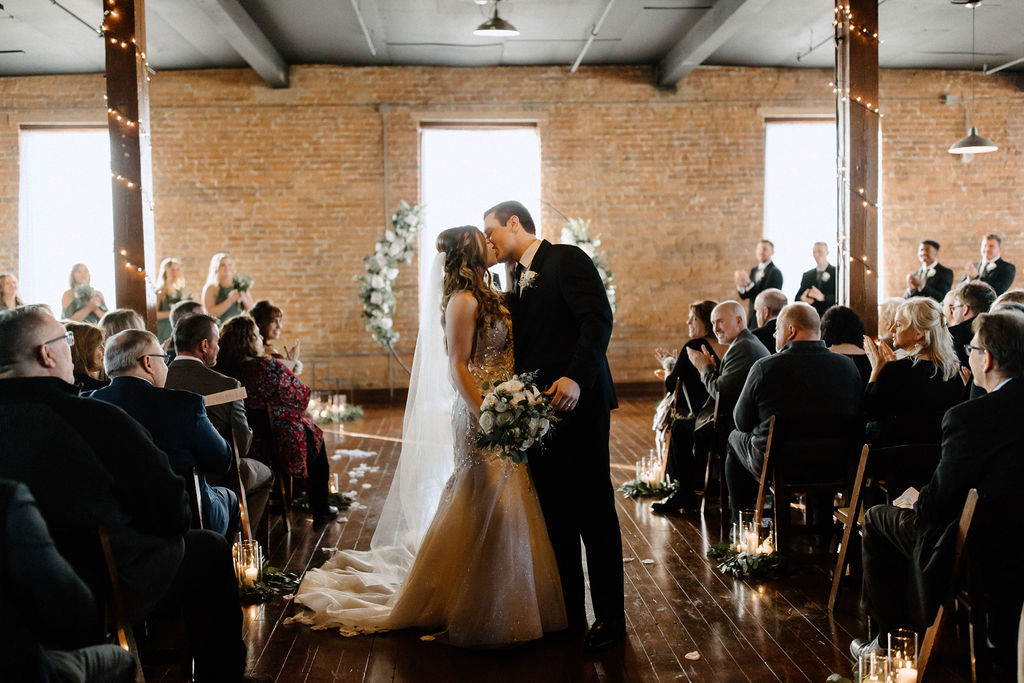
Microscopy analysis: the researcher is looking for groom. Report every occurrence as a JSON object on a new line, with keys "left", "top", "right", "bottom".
{"left": 484, "top": 201, "right": 625, "bottom": 652}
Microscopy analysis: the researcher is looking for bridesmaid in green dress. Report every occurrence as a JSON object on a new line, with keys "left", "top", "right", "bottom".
{"left": 0, "top": 273, "right": 25, "bottom": 310}
{"left": 60, "top": 264, "right": 107, "bottom": 323}
{"left": 155, "top": 257, "right": 188, "bottom": 343}
{"left": 202, "top": 252, "right": 253, "bottom": 324}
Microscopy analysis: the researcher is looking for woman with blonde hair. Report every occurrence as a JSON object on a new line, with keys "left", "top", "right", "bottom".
{"left": 98, "top": 308, "right": 145, "bottom": 340}
{"left": 0, "top": 273, "right": 24, "bottom": 310}
{"left": 202, "top": 253, "right": 253, "bottom": 323}
{"left": 155, "top": 257, "right": 189, "bottom": 343}
{"left": 862, "top": 297, "right": 965, "bottom": 445}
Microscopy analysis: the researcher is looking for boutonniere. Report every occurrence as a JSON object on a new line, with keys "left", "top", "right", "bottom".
{"left": 755, "top": 269, "right": 765, "bottom": 283}
{"left": 927, "top": 268, "right": 936, "bottom": 278}
{"left": 985, "top": 262, "right": 996, "bottom": 272}
{"left": 519, "top": 270, "right": 538, "bottom": 292}
{"left": 820, "top": 271, "right": 831, "bottom": 282}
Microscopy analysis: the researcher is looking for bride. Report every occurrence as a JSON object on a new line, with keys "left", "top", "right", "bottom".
{"left": 286, "top": 226, "right": 567, "bottom": 646}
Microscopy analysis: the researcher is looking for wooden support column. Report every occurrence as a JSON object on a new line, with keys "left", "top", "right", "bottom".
{"left": 835, "top": 0, "right": 879, "bottom": 334}
{"left": 104, "top": 0, "right": 156, "bottom": 330}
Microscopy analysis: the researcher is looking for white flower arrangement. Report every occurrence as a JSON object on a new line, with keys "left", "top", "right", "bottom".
{"left": 356, "top": 201, "right": 424, "bottom": 347}
{"left": 475, "top": 371, "right": 560, "bottom": 464}
{"left": 560, "top": 217, "right": 617, "bottom": 313}
{"left": 518, "top": 269, "right": 538, "bottom": 292}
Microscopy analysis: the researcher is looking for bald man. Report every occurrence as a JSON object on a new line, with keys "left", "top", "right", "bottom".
{"left": 726, "top": 303, "right": 863, "bottom": 519}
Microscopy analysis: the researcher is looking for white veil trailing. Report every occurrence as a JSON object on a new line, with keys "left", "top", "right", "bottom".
{"left": 371, "top": 251, "right": 455, "bottom": 552}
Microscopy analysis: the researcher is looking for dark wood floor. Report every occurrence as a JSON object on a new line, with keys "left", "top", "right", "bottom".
{"left": 145, "top": 394, "right": 975, "bottom": 682}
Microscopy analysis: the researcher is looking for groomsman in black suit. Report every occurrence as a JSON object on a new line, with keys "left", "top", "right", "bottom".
{"left": 484, "top": 200, "right": 623, "bottom": 652}
{"left": 853, "top": 310, "right": 1024, "bottom": 669}
{"left": 904, "top": 240, "right": 953, "bottom": 302}
{"left": 735, "top": 239, "right": 784, "bottom": 328}
{"left": 962, "top": 233, "right": 1016, "bottom": 295}
{"left": 796, "top": 242, "right": 836, "bottom": 317}
{"left": 751, "top": 288, "right": 787, "bottom": 354}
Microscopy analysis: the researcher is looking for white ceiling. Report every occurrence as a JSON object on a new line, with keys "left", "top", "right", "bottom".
{"left": 1, "top": 0, "right": 1022, "bottom": 86}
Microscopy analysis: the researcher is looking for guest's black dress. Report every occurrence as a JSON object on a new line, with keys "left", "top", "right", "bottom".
{"left": 863, "top": 357, "right": 966, "bottom": 446}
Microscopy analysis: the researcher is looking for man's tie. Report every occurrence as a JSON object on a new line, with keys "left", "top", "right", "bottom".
{"left": 512, "top": 263, "right": 524, "bottom": 296}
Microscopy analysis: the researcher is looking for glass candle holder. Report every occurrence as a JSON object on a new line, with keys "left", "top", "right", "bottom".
{"left": 328, "top": 472, "right": 340, "bottom": 494}
{"left": 232, "top": 539, "right": 263, "bottom": 588}
{"left": 858, "top": 648, "right": 889, "bottom": 683}
{"left": 888, "top": 628, "right": 918, "bottom": 683}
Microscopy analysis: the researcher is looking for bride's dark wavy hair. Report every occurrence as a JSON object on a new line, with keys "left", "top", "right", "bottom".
{"left": 437, "top": 226, "right": 506, "bottom": 334}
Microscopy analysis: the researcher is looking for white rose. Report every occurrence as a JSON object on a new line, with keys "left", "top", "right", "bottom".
{"left": 927, "top": 268, "right": 936, "bottom": 277}
{"left": 528, "top": 417, "right": 540, "bottom": 435}
{"left": 380, "top": 317, "right": 393, "bottom": 330}
{"left": 483, "top": 394, "right": 497, "bottom": 409}
{"left": 496, "top": 411, "right": 513, "bottom": 426}
{"left": 821, "top": 271, "right": 831, "bottom": 282}
{"left": 504, "top": 380, "right": 525, "bottom": 393}
{"left": 389, "top": 241, "right": 405, "bottom": 257}
{"left": 478, "top": 411, "right": 496, "bottom": 432}
{"left": 370, "top": 292, "right": 383, "bottom": 305}
{"left": 385, "top": 230, "right": 395, "bottom": 241}
{"left": 494, "top": 399, "right": 508, "bottom": 413}
{"left": 580, "top": 243, "right": 595, "bottom": 257}
{"left": 560, "top": 229, "right": 573, "bottom": 244}
{"left": 538, "top": 418, "right": 550, "bottom": 436}
{"left": 387, "top": 268, "right": 399, "bottom": 279}
{"left": 521, "top": 437, "right": 535, "bottom": 450}
{"left": 371, "top": 275, "right": 385, "bottom": 289}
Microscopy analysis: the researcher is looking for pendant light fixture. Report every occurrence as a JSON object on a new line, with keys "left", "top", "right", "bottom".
{"left": 474, "top": 0, "right": 519, "bottom": 37}
{"left": 948, "top": 5, "right": 998, "bottom": 154}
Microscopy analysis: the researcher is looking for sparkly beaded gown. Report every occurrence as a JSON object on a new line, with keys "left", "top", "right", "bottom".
{"left": 287, "top": 312, "right": 566, "bottom": 647}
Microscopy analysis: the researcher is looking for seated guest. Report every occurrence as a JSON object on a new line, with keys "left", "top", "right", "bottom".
{"left": 878, "top": 297, "right": 904, "bottom": 352}
{"left": 98, "top": 308, "right": 145, "bottom": 340}
{"left": 994, "top": 288, "right": 1024, "bottom": 308}
{"left": 64, "top": 321, "right": 108, "bottom": 392}
{"left": 91, "top": 330, "right": 239, "bottom": 538}
{"left": 734, "top": 239, "right": 783, "bottom": 328}
{"left": 61, "top": 264, "right": 108, "bottom": 324}
{"left": 0, "top": 478, "right": 135, "bottom": 683}
{"left": 218, "top": 315, "right": 336, "bottom": 524}
{"left": 726, "top": 303, "right": 863, "bottom": 518}
{"left": 203, "top": 253, "right": 254, "bottom": 324}
{"left": 862, "top": 298, "right": 965, "bottom": 446}
{"left": 949, "top": 281, "right": 996, "bottom": 365}
{"left": 0, "top": 272, "right": 25, "bottom": 310}
{"left": 166, "top": 299, "right": 207, "bottom": 362}
{"left": 904, "top": 240, "right": 953, "bottom": 302}
{"left": 0, "top": 307, "right": 267, "bottom": 682}
{"left": 941, "top": 290, "right": 957, "bottom": 328}
{"left": 251, "top": 300, "right": 302, "bottom": 374}
{"left": 165, "top": 314, "right": 274, "bottom": 531}
{"left": 821, "top": 305, "right": 872, "bottom": 384}
{"left": 961, "top": 233, "right": 1016, "bottom": 295}
{"left": 795, "top": 241, "right": 836, "bottom": 317}
{"left": 854, "top": 310, "right": 1024, "bottom": 671}
{"left": 650, "top": 300, "right": 728, "bottom": 514}
{"left": 751, "top": 288, "right": 787, "bottom": 353}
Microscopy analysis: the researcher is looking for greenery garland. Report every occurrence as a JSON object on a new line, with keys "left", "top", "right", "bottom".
{"left": 306, "top": 403, "right": 364, "bottom": 425}
{"left": 357, "top": 201, "right": 424, "bottom": 348}
{"left": 238, "top": 565, "right": 301, "bottom": 604}
{"left": 618, "top": 477, "right": 679, "bottom": 499}
{"left": 290, "top": 491, "right": 353, "bottom": 513}
{"left": 561, "top": 217, "right": 617, "bottom": 313}
{"left": 706, "top": 542, "right": 787, "bottom": 579}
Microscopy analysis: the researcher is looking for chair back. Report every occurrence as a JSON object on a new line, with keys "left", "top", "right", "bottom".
{"left": 186, "top": 468, "right": 204, "bottom": 530}
{"left": 245, "top": 404, "right": 292, "bottom": 534}
{"left": 98, "top": 525, "right": 144, "bottom": 682}
{"left": 677, "top": 378, "right": 694, "bottom": 417}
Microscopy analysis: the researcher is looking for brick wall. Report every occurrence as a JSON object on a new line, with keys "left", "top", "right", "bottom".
{"left": 1, "top": 65, "right": 1021, "bottom": 390}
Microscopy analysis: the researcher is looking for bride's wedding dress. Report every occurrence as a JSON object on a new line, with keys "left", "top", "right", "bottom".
{"left": 286, "top": 312, "right": 566, "bottom": 647}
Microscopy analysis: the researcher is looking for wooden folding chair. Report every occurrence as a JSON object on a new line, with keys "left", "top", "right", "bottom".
{"left": 919, "top": 488, "right": 980, "bottom": 682}
{"left": 247, "top": 405, "right": 292, "bottom": 535}
{"left": 229, "top": 432, "right": 253, "bottom": 541}
{"left": 828, "top": 443, "right": 870, "bottom": 612}
{"left": 700, "top": 395, "right": 733, "bottom": 539}
{"left": 97, "top": 525, "right": 145, "bottom": 683}
{"left": 186, "top": 468, "right": 204, "bottom": 530}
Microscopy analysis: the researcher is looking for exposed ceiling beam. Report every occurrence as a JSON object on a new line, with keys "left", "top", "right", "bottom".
{"left": 190, "top": 0, "right": 289, "bottom": 87}
{"left": 657, "top": 0, "right": 772, "bottom": 87}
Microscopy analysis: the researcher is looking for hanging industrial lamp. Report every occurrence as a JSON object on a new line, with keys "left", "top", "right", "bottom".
{"left": 474, "top": 1, "right": 519, "bottom": 37}
{"left": 949, "top": 5, "right": 998, "bottom": 154}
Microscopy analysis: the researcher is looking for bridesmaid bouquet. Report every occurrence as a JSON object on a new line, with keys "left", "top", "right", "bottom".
{"left": 475, "top": 371, "right": 559, "bottom": 464}
{"left": 232, "top": 274, "right": 253, "bottom": 292}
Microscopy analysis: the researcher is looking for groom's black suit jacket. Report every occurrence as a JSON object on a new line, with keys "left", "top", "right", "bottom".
{"left": 509, "top": 240, "right": 617, "bottom": 418}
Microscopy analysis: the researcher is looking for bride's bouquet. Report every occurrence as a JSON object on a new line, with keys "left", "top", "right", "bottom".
{"left": 475, "top": 371, "right": 559, "bottom": 464}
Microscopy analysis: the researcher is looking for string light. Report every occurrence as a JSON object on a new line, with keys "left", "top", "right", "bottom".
{"left": 117, "top": 249, "right": 157, "bottom": 292}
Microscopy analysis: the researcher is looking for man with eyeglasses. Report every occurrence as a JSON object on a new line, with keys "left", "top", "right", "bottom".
{"left": 91, "top": 329, "right": 239, "bottom": 539}
{"left": 854, "top": 310, "right": 1024, "bottom": 673}
{"left": 948, "top": 281, "right": 996, "bottom": 366}
{"left": 0, "top": 307, "right": 269, "bottom": 682}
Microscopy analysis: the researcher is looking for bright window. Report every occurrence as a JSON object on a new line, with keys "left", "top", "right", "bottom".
{"left": 18, "top": 128, "right": 115, "bottom": 312}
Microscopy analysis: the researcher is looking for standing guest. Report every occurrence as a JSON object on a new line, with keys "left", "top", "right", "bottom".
{"left": 862, "top": 298, "right": 965, "bottom": 446}
{"left": 61, "top": 264, "right": 107, "bottom": 323}
{"left": 203, "top": 253, "right": 254, "bottom": 324}
{"left": 251, "top": 300, "right": 302, "bottom": 374}
{"left": 166, "top": 313, "right": 274, "bottom": 531}
{"left": 853, "top": 311, "right": 1024, "bottom": 672}
{"left": 98, "top": 308, "right": 145, "bottom": 340}
{"left": 91, "top": 330, "right": 239, "bottom": 538}
{"left": 948, "top": 281, "right": 996, "bottom": 365}
{"left": 217, "top": 315, "right": 335, "bottom": 524}
{"left": 64, "top": 321, "right": 107, "bottom": 392}
{"left": 751, "top": 288, "right": 787, "bottom": 353}
{"left": 735, "top": 239, "right": 783, "bottom": 328}
{"left": 651, "top": 300, "right": 728, "bottom": 515}
{"left": 156, "top": 257, "right": 189, "bottom": 344}
{"left": 962, "top": 233, "right": 1016, "bottom": 295}
{"left": 821, "top": 305, "right": 872, "bottom": 385}
{"left": 796, "top": 242, "right": 836, "bottom": 317}
{"left": 0, "top": 273, "right": 24, "bottom": 310}
{"left": 904, "top": 240, "right": 953, "bottom": 302}
{"left": 727, "top": 303, "right": 863, "bottom": 519}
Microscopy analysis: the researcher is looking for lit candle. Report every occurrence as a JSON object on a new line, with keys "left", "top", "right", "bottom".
{"left": 244, "top": 566, "right": 258, "bottom": 586}
{"left": 895, "top": 667, "right": 917, "bottom": 683}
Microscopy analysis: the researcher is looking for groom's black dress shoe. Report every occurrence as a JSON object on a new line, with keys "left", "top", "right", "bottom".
{"left": 583, "top": 618, "right": 626, "bottom": 653}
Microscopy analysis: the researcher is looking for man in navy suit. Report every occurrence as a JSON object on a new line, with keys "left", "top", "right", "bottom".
{"left": 485, "top": 200, "right": 623, "bottom": 652}
{"left": 961, "top": 233, "right": 1016, "bottom": 295}
{"left": 735, "top": 239, "right": 784, "bottom": 328}
{"left": 92, "top": 329, "right": 238, "bottom": 538}
{"left": 904, "top": 240, "right": 953, "bottom": 302}
{"left": 796, "top": 242, "right": 836, "bottom": 317}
